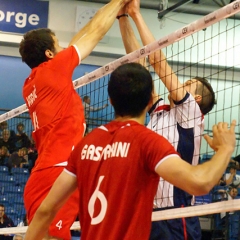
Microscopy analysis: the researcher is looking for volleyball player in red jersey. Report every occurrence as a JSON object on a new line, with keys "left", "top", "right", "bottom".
{"left": 19, "top": 0, "right": 133, "bottom": 239}
{"left": 25, "top": 62, "right": 236, "bottom": 240}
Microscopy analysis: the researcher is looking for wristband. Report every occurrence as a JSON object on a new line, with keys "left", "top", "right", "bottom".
{"left": 117, "top": 13, "right": 128, "bottom": 20}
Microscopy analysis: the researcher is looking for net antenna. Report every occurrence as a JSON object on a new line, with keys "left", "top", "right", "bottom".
{"left": 158, "top": 0, "right": 192, "bottom": 21}
{"left": 158, "top": 0, "right": 168, "bottom": 28}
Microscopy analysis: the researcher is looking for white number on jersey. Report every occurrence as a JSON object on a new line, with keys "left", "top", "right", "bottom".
{"left": 56, "top": 220, "right": 63, "bottom": 230}
{"left": 33, "top": 111, "right": 39, "bottom": 131}
{"left": 88, "top": 176, "right": 107, "bottom": 225}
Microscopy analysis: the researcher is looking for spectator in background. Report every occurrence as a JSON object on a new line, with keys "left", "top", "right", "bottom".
{"left": 27, "top": 139, "right": 38, "bottom": 173}
{"left": 0, "top": 204, "right": 15, "bottom": 240}
{"left": 16, "top": 214, "right": 28, "bottom": 238}
{"left": 13, "top": 235, "right": 24, "bottom": 240}
{"left": 0, "top": 122, "right": 7, "bottom": 139}
{"left": 15, "top": 123, "right": 31, "bottom": 150}
{"left": 0, "top": 122, "right": 16, "bottom": 143}
{"left": 224, "top": 164, "right": 240, "bottom": 187}
{"left": 83, "top": 96, "right": 108, "bottom": 134}
{"left": 218, "top": 187, "right": 238, "bottom": 219}
{"left": 8, "top": 148, "right": 28, "bottom": 172}
{"left": 230, "top": 155, "right": 240, "bottom": 170}
{"left": 17, "top": 214, "right": 28, "bottom": 228}
{"left": 218, "top": 175, "right": 226, "bottom": 186}
{"left": 0, "top": 146, "right": 10, "bottom": 166}
{"left": 0, "top": 130, "right": 16, "bottom": 154}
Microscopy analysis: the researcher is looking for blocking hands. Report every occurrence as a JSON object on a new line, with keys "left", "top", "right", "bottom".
{"left": 118, "top": 0, "right": 140, "bottom": 17}
{"left": 204, "top": 120, "right": 236, "bottom": 152}
{"left": 126, "top": 0, "right": 140, "bottom": 17}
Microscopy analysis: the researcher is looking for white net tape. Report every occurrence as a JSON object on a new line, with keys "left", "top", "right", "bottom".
{"left": 0, "top": 199, "right": 240, "bottom": 234}
{"left": 0, "top": 0, "right": 240, "bottom": 123}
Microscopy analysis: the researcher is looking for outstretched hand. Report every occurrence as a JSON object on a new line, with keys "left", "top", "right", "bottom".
{"left": 204, "top": 120, "right": 236, "bottom": 152}
{"left": 126, "top": 0, "right": 140, "bottom": 17}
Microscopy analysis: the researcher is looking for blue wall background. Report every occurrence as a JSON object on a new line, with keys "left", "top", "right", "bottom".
{"left": 0, "top": 55, "right": 104, "bottom": 109}
{"left": 0, "top": 54, "right": 114, "bottom": 135}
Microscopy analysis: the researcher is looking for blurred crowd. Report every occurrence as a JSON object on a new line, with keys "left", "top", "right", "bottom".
{"left": 0, "top": 121, "right": 37, "bottom": 174}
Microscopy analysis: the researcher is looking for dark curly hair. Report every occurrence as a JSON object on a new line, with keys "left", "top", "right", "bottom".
{"left": 19, "top": 28, "right": 56, "bottom": 69}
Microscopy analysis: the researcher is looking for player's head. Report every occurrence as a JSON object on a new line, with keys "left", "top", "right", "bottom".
{"left": 108, "top": 63, "right": 153, "bottom": 118}
{"left": 83, "top": 96, "right": 90, "bottom": 104}
{"left": 19, "top": 28, "right": 63, "bottom": 69}
{"left": 184, "top": 77, "right": 216, "bottom": 115}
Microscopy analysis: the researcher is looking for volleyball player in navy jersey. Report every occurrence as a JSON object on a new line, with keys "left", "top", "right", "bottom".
{"left": 118, "top": 0, "right": 216, "bottom": 239}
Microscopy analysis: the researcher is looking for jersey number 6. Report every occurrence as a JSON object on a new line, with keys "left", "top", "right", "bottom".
{"left": 88, "top": 176, "right": 107, "bottom": 225}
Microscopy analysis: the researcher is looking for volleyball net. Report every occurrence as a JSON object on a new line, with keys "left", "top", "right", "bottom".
{"left": 0, "top": 0, "right": 240, "bottom": 237}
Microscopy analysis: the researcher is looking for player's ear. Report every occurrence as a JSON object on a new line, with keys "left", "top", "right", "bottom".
{"left": 194, "top": 95, "right": 202, "bottom": 104}
{"left": 109, "top": 98, "right": 113, "bottom": 106}
{"left": 147, "top": 93, "right": 154, "bottom": 110}
{"left": 45, "top": 49, "right": 54, "bottom": 59}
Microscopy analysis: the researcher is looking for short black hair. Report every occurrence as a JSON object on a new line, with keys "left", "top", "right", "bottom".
{"left": 19, "top": 28, "right": 56, "bottom": 69}
{"left": 194, "top": 77, "right": 216, "bottom": 115}
{"left": 108, "top": 63, "right": 153, "bottom": 117}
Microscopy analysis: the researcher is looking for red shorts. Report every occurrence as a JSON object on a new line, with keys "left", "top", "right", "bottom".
{"left": 24, "top": 166, "right": 79, "bottom": 240}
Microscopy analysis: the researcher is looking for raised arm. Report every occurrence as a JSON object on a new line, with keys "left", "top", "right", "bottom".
{"left": 24, "top": 171, "right": 77, "bottom": 240}
{"left": 225, "top": 168, "right": 236, "bottom": 185}
{"left": 118, "top": 6, "right": 145, "bottom": 66}
{"left": 156, "top": 120, "right": 236, "bottom": 195}
{"left": 89, "top": 104, "right": 108, "bottom": 112}
{"left": 69, "top": 0, "right": 132, "bottom": 60}
{"left": 128, "top": 0, "right": 186, "bottom": 102}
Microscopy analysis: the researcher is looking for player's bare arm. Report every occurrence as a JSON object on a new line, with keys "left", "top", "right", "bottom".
{"left": 118, "top": 5, "right": 145, "bottom": 67}
{"left": 128, "top": 0, "right": 185, "bottom": 102}
{"left": 156, "top": 120, "right": 236, "bottom": 196}
{"left": 69, "top": 0, "right": 132, "bottom": 60}
{"left": 24, "top": 171, "right": 77, "bottom": 240}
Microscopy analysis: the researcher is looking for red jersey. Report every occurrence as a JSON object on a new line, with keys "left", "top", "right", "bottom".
{"left": 66, "top": 120, "right": 178, "bottom": 240}
{"left": 23, "top": 46, "right": 85, "bottom": 172}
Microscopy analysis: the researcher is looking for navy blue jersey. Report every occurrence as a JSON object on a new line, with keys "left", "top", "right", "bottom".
{"left": 148, "top": 92, "right": 204, "bottom": 208}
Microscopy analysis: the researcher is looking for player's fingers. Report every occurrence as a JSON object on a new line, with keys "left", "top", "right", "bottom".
{"left": 222, "top": 122, "right": 228, "bottom": 130}
{"left": 212, "top": 123, "right": 218, "bottom": 134}
{"left": 230, "top": 120, "right": 236, "bottom": 133}
{"left": 204, "top": 134, "right": 212, "bottom": 145}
